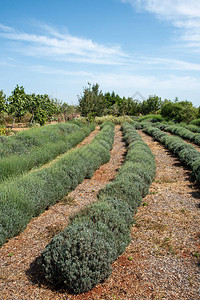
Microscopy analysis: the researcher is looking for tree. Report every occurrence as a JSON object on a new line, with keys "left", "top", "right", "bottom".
{"left": 198, "top": 106, "right": 200, "bottom": 118}
{"left": 78, "top": 83, "right": 105, "bottom": 120}
{"left": 60, "top": 103, "right": 77, "bottom": 121}
{"left": 0, "top": 90, "right": 7, "bottom": 114}
{"left": 0, "top": 90, "right": 7, "bottom": 124}
{"left": 26, "top": 93, "right": 60, "bottom": 126}
{"left": 161, "top": 100, "right": 197, "bottom": 123}
{"left": 141, "top": 95, "right": 162, "bottom": 115}
{"left": 7, "top": 85, "right": 27, "bottom": 127}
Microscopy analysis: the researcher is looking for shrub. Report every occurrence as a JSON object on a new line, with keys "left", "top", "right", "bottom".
{"left": 0, "top": 123, "right": 95, "bottom": 182}
{"left": 41, "top": 223, "right": 114, "bottom": 294}
{"left": 153, "top": 123, "right": 200, "bottom": 146}
{"left": 143, "top": 125, "right": 200, "bottom": 183}
{"left": 190, "top": 118, "right": 200, "bottom": 126}
{"left": 41, "top": 122, "right": 156, "bottom": 294}
{"left": 0, "top": 122, "right": 115, "bottom": 246}
{"left": 138, "top": 114, "right": 164, "bottom": 123}
{"left": 95, "top": 115, "right": 132, "bottom": 125}
{"left": 0, "top": 126, "right": 11, "bottom": 136}
{"left": 71, "top": 199, "right": 132, "bottom": 255}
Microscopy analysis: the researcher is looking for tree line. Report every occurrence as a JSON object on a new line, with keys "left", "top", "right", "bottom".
{"left": 1, "top": 83, "right": 199, "bottom": 127}
{"left": 78, "top": 83, "right": 200, "bottom": 123}
{"left": 0, "top": 85, "right": 77, "bottom": 127}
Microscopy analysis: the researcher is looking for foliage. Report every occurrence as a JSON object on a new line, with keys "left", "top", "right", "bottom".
{"left": 0, "top": 126, "right": 11, "bottom": 136}
{"left": 41, "top": 122, "right": 155, "bottom": 294}
{"left": 1, "top": 85, "right": 63, "bottom": 126}
{"left": 78, "top": 83, "right": 105, "bottom": 120}
{"left": 190, "top": 118, "right": 200, "bottom": 126}
{"left": 153, "top": 123, "right": 200, "bottom": 146}
{"left": 7, "top": 85, "right": 27, "bottom": 126}
{"left": 0, "top": 122, "right": 115, "bottom": 246}
{"left": 184, "top": 124, "right": 200, "bottom": 133}
{"left": 27, "top": 93, "right": 59, "bottom": 125}
{"left": 60, "top": 103, "right": 78, "bottom": 121}
{"left": 0, "top": 122, "right": 94, "bottom": 182}
{"left": 138, "top": 114, "right": 164, "bottom": 123}
{"left": 41, "top": 223, "right": 114, "bottom": 294}
{"left": 143, "top": 125, "right": 200, "bottom": 183}
{"left": 140, "top": 95, "right": 162, "bottom": 115}
{"left": 161, "top": 100, "right": 197, "bottom": 123}
{"left": 0, "top": 90, "right": 7, "bottom": 114}
{"left": 94, "top": 115, "right": 133, "bottom": 125}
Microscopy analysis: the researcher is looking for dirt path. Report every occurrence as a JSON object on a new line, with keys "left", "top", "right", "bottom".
{"left": 0, "top": 126, "right": 126, "bottom": 299}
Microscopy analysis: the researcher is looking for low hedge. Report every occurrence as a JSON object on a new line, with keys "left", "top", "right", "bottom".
{"left": 41, "top": 122, "right": 155, "bottom": 294}
{"left": 95, "top": 115, "right": 133, "bottom": 125}
{"left": 143, "top": 125, "right": 200, "bottom": 184}
{"left": 0, "top": 121, "right": 83, "bottom": 157}
{"left": 0, "top": 122, "right": 115, "bottom": 247}
{"left": 181, "top": 124, "right": 200, "bottom": 134}
{"left": 153, "top": 122, "right": 200, "bottom": 146}
{"left": 0, "top": 124, "right": 95, "bottom": 182}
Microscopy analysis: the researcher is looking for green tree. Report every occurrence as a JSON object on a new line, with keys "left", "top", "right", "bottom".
{"left": 0, "top": 90, "right": 7, "bottom": 113}
{"left": 198, "top": 106, "right": 200, "bottom": 118}
{"left": 161, "top": 100, "right": 197, "bottom": 123}
{"left": 141, "top": 95, "right": 162, "bottom": 115}
{"left": 27, "top": 94, "right": 59, "bottom": 126}
{"left": 78, "top": 83, "right": 105, "bottom": 120}
{"left": 0, "top": 90, "right": 7, "bottom": 124}
{"left": 7, "top": 85, "right": 27, "bottom": 127}
{"left": 60, "top": 103, "right": 77, "bottom": 121}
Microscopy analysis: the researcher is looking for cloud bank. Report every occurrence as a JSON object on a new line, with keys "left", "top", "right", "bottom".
{"left": 0, "top": 23, "right": 126, "bottom": 65}
{"left": 122, "top": 0, "right": 200, "bottom": 49}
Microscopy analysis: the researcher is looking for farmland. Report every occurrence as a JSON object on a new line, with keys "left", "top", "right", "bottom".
{"left": 0, "top": 119, "right": 199, "bottom": 299}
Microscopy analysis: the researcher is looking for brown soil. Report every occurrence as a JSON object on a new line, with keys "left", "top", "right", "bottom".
{"left": 0, "top": 127, "right": 199, "bottom": 299}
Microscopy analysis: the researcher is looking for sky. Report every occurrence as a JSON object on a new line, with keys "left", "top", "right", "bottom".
{"left": 0, "top": 0, "right": 200, "bottom": 107}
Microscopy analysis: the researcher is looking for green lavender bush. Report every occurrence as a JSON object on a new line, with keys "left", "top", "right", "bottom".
{"left": 0, "top": 122, "right": 83, "bottom": 157}
{"left": 41, "top": 122, "right": 155, "bottom": 294}
{"left": 153, "top": 123, "right": 200, "bottom": 146}
{"left": 0, "top": 124, "right": 95, "bottom": 182}
{"left": 143, "top": 125, "right": 200, "bottom": 183}
{"left": 0, "top": 122, "right": 115, "bottom": 247}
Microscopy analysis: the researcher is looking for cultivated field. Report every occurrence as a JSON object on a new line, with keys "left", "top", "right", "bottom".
{"left": 0, "top": 121, "right": 199, "bottom": 299}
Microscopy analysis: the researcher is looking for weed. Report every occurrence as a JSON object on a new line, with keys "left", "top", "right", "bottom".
{"left": 194, "top": 252, "right": 200, "bottom": 258}
{"left": 60, "top": 196, "right": 76, "bottom": 206}
{"left": 128, "top": 256, "right": 133, "bottom": 261}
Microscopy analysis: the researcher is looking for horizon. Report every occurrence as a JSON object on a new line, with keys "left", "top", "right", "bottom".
{"left": 0, "top": 0, "right": 200, "bottom": 107}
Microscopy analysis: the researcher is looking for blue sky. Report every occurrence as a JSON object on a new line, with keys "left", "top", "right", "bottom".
{"left": 0, "top": 0, "right": 200, "bottom": 106}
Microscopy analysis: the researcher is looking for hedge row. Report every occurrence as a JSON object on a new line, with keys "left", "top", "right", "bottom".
{"left": 94, "top": 115, "right": 133, "bottom": 125}
{"left": 181, "top": 124, "right": 200, "bottom": 134}
{"left": 0, "top": 123, "right": 95, "bottom": 182}
{"left": 0, "top": 121, "right": 84, "bottom": 157}
{"left": 0, "top": 122, "right": 115, "bottom": 247}
{"left": 41, "top": 122, "right": 156, "bottom": 294}
{"left": 143, "top": 125, "right": 200, "bottom": 183}
{"left": 154, "top": 123, "right": 200, "bottom": 146}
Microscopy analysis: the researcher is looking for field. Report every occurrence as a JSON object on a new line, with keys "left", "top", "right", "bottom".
{"left": 0, "top": 120, "right": 199, "bottom": 299}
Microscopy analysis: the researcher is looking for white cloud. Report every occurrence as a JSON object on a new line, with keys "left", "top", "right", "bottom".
{"left": 133, "top": 57, "right": 200, "bottom": 71}
{"left": 96, "top": 72, "right": 200, "bottom": 90}
{"left": 93, "top": 71, "right": 200, "bottom": 106}
{"left": 30, "top": 65, "right": 93, "bottom": 77}
{"left": 122, "top": 0, "right": 200, "bottom": 50}
{"left": 1, "top": 22, "right": 200, "bottom": 70}
{"left": 0, "top": 23, "right": 127, "bottom": 65}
